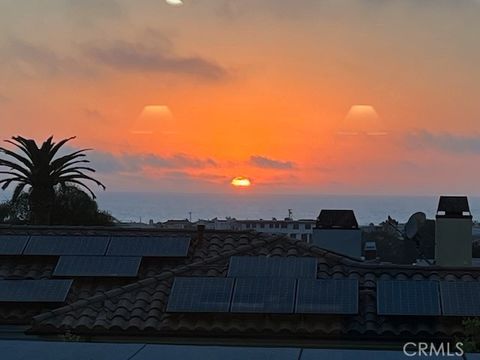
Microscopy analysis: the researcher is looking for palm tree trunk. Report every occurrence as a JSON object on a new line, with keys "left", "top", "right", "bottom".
{"left": 29, "top": 186, "right": 55, "bottom": 225}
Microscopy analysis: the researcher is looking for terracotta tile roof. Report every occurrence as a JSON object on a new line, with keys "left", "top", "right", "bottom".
{"left": 0, "top": 225, "right": 479, "bottom": 344}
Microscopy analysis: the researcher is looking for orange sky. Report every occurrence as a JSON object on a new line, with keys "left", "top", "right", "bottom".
{"left": 1, "top": 1, "right": 480, "bottom": 195}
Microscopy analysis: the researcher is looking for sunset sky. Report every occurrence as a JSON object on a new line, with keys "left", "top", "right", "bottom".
{"left": 1, "top": 0, "right": 480, "bottom": 195}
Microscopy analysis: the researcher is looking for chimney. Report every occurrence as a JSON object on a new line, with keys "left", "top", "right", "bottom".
{"left": 435, "top": 196, "right": 472, "bottom": 266}
{"left": 311, "top": 210, "right": 362, "bottom": 258}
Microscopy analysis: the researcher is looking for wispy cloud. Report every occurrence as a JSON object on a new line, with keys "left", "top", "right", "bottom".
{"left": 83, "top": 40, "right": 228, "bottom": 80}
{"left": 1, "top": 38, "right": 91, "bottom": 77}
{"left": 249, "top": 155, "right": 296, "bottom": 169}
{"left": 88, "top": 151, "right": 218, "bottom": 174}
{"left": 404, "top": 130, "right": 480, "bottom": 154}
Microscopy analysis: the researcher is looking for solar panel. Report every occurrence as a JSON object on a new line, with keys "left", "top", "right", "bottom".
{"left": 167, "top": 277, "right": 234, "bottom": 312}
{"left": 295, "top": 279, "right": 358, "bottom": 314}
{"left": 440, "top": 281, "right": 480, "bottom": 316}
{"left": 106, "top": 236, "right": 190, "bottom": 257}
{"left": 377, "top": 280, "right": 441, "bottom": 316}
{"left": 227, "top": 256, "right": 317, "bottom": 278}
{"left": 0, "top": 279, "right": 73, "bottom": 302}
{"left": 0, "top": 235, "right": 29, "bottom": 255}
{"left": 231, "top": 277, "right": 296, "bottom": 313}
{"left": 23, "top": 236, "right": 109, "bottom": 255}
{"left": 53, "top": 256, "right": 141, "bottom": 277}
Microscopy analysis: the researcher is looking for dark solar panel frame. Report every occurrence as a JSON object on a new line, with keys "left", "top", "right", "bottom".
{"left": 377, "top": 280, "right": 441, "bottom": 316}
{"left": 440, "top": 281, "right": 480, "bottom": 316}
{"left": 0, "top": 235, "right": 29, "bottom": 255}
{"left": 53, "top": 256, "right": 141, "bottom": 277}
{"left": 295, "top": 279, "right": 358, "bottom": 314}
{"left": 231, "top": 277, "right": 296, "bottom": 313}
{"left": 0, "top": 279, "right": 73, "bottom": 302}
{"left": 167, "top": 277, "right": 235, "bottom": 313}
{"left": 106, "top": 236, "right": 190, "bottom": 257}
{"left": 227, "top": 256, "right": 317, "bottom": 278}
{"left": 23, "top": 236, "right": 109, "bottom": 256}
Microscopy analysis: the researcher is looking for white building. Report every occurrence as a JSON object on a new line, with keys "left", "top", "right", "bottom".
{"left": 236, "top": 219, "right": 316, "bottom": 241}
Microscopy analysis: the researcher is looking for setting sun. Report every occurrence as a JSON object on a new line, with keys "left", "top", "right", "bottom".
{"left": 231, "top": 176, "right": 252, "bottom": 187}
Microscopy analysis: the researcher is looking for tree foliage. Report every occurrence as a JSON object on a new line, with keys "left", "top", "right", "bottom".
{"left": 0, "top": 186, "right": 115, "bottom": 226}
{"left": 0, "top": 136, "right": 105, "bottom": 224}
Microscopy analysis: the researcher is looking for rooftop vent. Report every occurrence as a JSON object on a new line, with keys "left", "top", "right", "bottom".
{"left": 316, "top": 210, "right": 359, "bottom": 229}
{"left": 437, "top": 196, "right": 471, "bottom": 218}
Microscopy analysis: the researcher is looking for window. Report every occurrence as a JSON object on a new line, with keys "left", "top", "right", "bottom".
{"left": 305, "top": 224, "right": 311, "bottom": 230}
{"left": 281, "top": 223, "right": 287, "bottom": 229}
{"left": 275, "top": 223, "right": 279, "bottom": 228}
{"left": 301, "top": 234, "right": 308, "bottom": 241}
{"left": 260, "top": 223, "right": 265, "bottom": 229}
{"left": 269, "top": 223, "right": 273, "bottom": 228}
{"left": 290, "top": 234, "right": 297, "bottom": 239}
{"left": 293, "top": 224, "right": 299, "bottom": 230}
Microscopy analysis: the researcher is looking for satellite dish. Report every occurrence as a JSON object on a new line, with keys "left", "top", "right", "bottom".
{"left": 405, "top": 212, "right": 427, "bottom": 240}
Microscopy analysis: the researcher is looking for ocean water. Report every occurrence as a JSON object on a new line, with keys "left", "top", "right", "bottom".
{"left": 95, "top": 192, "right": 480, "bottom": 225}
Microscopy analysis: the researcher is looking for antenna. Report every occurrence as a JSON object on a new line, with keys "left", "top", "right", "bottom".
{"left": 405, "top": 212, "right": 427, "bottom": 240}
{"left": 386, "top": 213, "right": 432, "bottom": 265}
{"left": 288, "top": 209, "right": 293, "bottom": 220}
{"left": 404, "top": 212, "right": 433, "bottom": 265}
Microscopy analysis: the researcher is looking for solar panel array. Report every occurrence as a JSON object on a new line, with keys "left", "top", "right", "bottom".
{"left": 227, "top": 256, "right": 317, "bottom": 278}
{"left": 296, "top": 279, "right": 358, "bottom": 314}
{"left": 0, "top": 235, "right": 29, "bottom": 255}
{"left": 0, "top": 235, "right": 191, "bottom": 258}
{"left": 440, "top": 281, "right": 480, "bottom": 316}
{"left": 53, "top": 256, "right": 142, "bottom": 277}
{"left": 0, "top": 279, "right": 73, "bottom": 302}
{"left": 377, "top": 280, "right": 441, "bottom": 316}
{"left": 106, "top": 236, "right": 190, "bottom": 257}
{"left": 24, "top": 236, "right": 110, "bottom": 256}
{"left": 231, "top": 278, "right": 296, "bottom": 313}
{"left": 167, "top": 276, "right": 358, "bottom": 314}
{"left": 167, "top": 277, "right": 235, "bottom": 312}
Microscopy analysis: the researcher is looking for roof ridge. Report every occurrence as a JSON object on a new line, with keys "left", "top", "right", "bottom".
{"left": 32, "top": 233, "right": 277, "bottom": 325}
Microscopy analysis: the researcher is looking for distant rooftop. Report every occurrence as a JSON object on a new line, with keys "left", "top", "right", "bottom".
{"left": 316, "top": 209, "right": 359, "bottom": 229}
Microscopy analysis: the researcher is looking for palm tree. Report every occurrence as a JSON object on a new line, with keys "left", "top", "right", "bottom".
{"left": 0, "top": 136, "right": 105, "bottom": 225}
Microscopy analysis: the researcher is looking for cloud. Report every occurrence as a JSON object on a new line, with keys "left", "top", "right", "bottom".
{"left": 404, "top": 130, "right": 480, "bottom": 154}
{"left": 82, "top": 108, "right": 105, "bottom": 121}
{"left": 88, "top": 151, "right": 218, "bottom": 174}
{"left": 64, "top": 0, "right": 125, "bottom": 24}
{"left": 249, "top": 155, "right": 296, "bottom": 169}
{"left": 1, "top": 38, "right": 91, "bottom": 77}
{"left": 83, "top": 40, "right": 228, "bottom": 80}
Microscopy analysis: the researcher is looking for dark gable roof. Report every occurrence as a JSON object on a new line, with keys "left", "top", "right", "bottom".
{"left": 437, "top": 196, "right": 470, "bottom": 215}
{"left": 0, "top": 226, "right": 479, "bottom": 345}
{"left": 316, "top": 210, "right": 359, "bottom": 229}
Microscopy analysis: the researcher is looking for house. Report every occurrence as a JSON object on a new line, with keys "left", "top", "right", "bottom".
{"left": 236, "top": 219, "right": 315, "bottom": 241}
{"left": 0, "top": 225, "right": 479, "bottom": 359}
{"left": 311, "top": 210, "right": 362, "bottom": 257}
{"left": 160, "top": 219, "right": 194, "bottom": 230}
